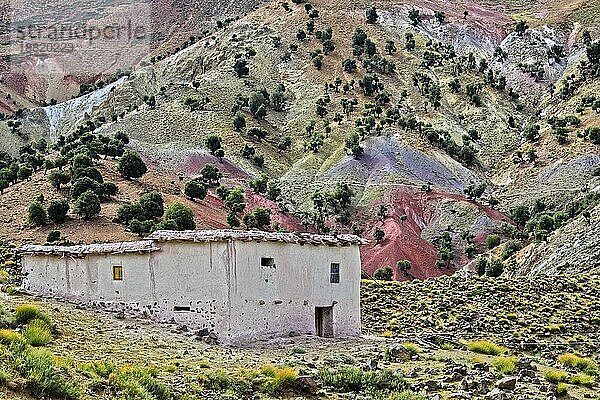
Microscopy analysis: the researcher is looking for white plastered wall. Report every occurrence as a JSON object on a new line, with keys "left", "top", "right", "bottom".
{"left": 21, "top": 240, "right": 362, "bottom": 344}
{"left": 224, "top": 241, "right": 362, "bottom": 343}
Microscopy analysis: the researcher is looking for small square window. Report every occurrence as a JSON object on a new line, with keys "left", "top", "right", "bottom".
{"left": 261, "top": 257, "right": 275, "bottom": 267}
{"left": 330, "top": 263, "right": 340, "bottom": 283}
{"left": 113, "top": 266, "right": 123, "bottom": 281}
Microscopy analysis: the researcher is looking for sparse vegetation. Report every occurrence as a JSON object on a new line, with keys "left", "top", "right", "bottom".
{"left": 23, "top": 318, "right": 53, "bottom": 346}
{"left": 492, "top": 356, "right": 517, "bottom": 376}
{"left": 544, "top": 369, "right": 568, "bottom": 383}
{"left": 1, "top": 5, "right": 600, "bottom": 400}
{"left": 401, "top": 342, "right": 421, "bottom": 355}
{"left": 319, "top": 366, "right": 409, "bottom": 394}
{"left": 466, "top": 340, "right": 507, "bottom": 355}
{"left": 558, "top": 353, "right": 597, "bottom": 372}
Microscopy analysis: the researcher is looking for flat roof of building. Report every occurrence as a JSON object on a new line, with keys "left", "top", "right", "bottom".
{"left": 147, "top": 229, "right": 367, "bottom": 246}
{"left": 18, "top": 230, "right": 367, "bottom": 257}
{"left": 19, "top": 241, "right": 160, "bottom": 257}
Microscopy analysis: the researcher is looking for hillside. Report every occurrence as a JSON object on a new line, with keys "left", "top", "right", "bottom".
{"left": 0, "top": 274, "right": 599, "bottom": 399}
{"left": 0, "top": 0, "right": 262, "bottom": 111}
{"left": 0, "top": 2, "right": 599, "bottom": 398}
{"left": 0, "top": 0, "right": 598, "bottom": 280}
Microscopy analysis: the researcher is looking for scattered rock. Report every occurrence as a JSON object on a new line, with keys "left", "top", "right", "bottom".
{"left": 445, "top": 371, "right": 464, "bottom": 382}
{"left": 485, "top": 388, "right": 508, "bottom": 400}
{"left": 202, "top": 331, "right": 218, "bottom": 345}
{"left": 296, "top": 375, "right": 319, "bottom": 394}
{"left": 496, "top": 376, "right": 517, "bottom": 390}
{"left": 386, "top": 344, "right": 412, "bottom": 362}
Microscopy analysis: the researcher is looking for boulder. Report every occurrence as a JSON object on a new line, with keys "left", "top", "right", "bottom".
{"left": 386, "top": 344, "right": 412, "bottom": 362}
{"left": 446, "top": 371, "right": 464, "bottom": 382}
{"left": 202, "top": 331, "right": 219, "bottom": 345}
{"left": 424, "top": 379, "right": 441, "bottom": 391}
{"left": 296, "top": 376, "right": 319, "bottom": 394}
{"left": 496, "top": 376, "right": 517, "bottom": 390}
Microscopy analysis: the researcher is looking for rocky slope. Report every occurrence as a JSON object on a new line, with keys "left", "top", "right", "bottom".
{"left": 0, "top": 0, "right": 263, "bottom": 110}
{"left": 0, "top": 0, "right": 599, "bottom": 279}
{"left": 1, "top": 273, "right": 599, "bottom": 399}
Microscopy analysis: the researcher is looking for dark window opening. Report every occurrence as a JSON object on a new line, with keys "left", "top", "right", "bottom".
{"left": 173, "top": 306, "right": 191, "bottom": 312}
{"left": 330, "top": 263, "right": 340, "bottom": 283}
{"left": 261, "top": 257, "right": 275, "bottom": 267}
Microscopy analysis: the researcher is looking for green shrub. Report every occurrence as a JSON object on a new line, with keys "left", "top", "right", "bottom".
{"left": 492, "top": 356, "right": 517, "bottom": 375}
{"left": 545, "top": 323, "right": 565, "bottom": 332}
{"left": 0, "top": 304, "right": 15, "bottom": 328}
{"left": 485, "top": 259, "right": 504, "bottom": 277}
{"left": 164, "top": 202, "right": 196, "bottom": 230}
{"left": 128, "top": 218, "right": 154, "bottom": 236}
{"left": 486, "top": 234, "right": 501, "bottom": 249}
{"left": 466, "top": 340, "right": 507, "bottom": 355}
{"left": 556, "top": 382, "right": 568, "bottom": 396}
{"left": 544, "top": 369, "right": 568, "bottom": 383}
{"left": 79, "top": 360, "right": 117, "bottom": 379}
{"left": 112, "top": 366, "right": 170, "bottom": 400}
{"left": 138, "top": 192, "right": 165, "bottom": 220}
{"left": 373, "top": 266, "right": 394, "bottom": 281}
{"left": 82, "top": 362, "right": 170, "bottom": 400}
{"left": 319, "top": 366, "right": 408, "bottom": 394}
{"left": 260, "top": 366, "right": 298, "bottom": 394}
{"left": 199, "top": 369, "right": 235, "bottom": 391}
{"left": 363, "top": 368, "right": 409, "bottom": 393}
{"left": 184, "top": 179, "right": 208, "bottom": 201}
{"left": 319, "top": 366, "right": 364, "bottom": 392}
{"left": 13, "top": 347, "right": 80, "bottom": 399}
{"left": 27, "top": 201, "right": 47, "bottom": 226}
{"left": 46, "top": 230, "right": 62, "bottom": 243}
{"left": 118, "top": 150, "right": 148, "bottom": 179}
{"left": 499, "top": 240, "right": 522, "bottom": 260}
{"left": 117, "top": 202, "right": 145, "bottom": 224}
{"left": 0, "top": 368, "right": 8, "bottom": 384}
{"left": 47, "top": 199, "right": 69, "bottom": 223}
{"left": 14, "top": 304, "right": 50, "bottom": 326}
{"left": 0, "top": 329, "right": 25, "bottom": 345}
{"left": 0, "top": 269, "right": 8, "bottom": 284}
{"left": 23, "top": 319, "right": 53, "bottom": 346}
{"left": 558, "top": 353, "right": 597, "bottom": 371}
{"left": 387, "top": 391, "right": 427, "bottom": 400}
{"left": 401, "top": 342, "right": 422, "bottom": 355}
{"left": 291, "top": 346, "right": 307, "bottom": 354}
{"left": 74, "top": 190, "right": 101, "bottom": 219}
{"left": 570, "top": 374, "right": 595, "bottom": 387}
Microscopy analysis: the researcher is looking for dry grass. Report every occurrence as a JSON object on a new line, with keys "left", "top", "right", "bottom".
{"left": 401, "top": 342, "right": 422, "bottom": 355}
{"left": 492, "top": 356, "right": 517, "bottom": 376}
{"left": 544, "top": 369, "right": 568, "bottom": 383}
{"left": 466, "top": 340, "right": 508, "bottom": 356}
{"left": 0, "top": 329, "right": 25, "bottom": 345}
{"left": 23, "top": 319, "right": 53, "bottom": 347}
{"left": 570, "top": 374, "right": 595, "bottom": 388}
{"left": 557, "top": 353, "right": 597, "bottom": 371}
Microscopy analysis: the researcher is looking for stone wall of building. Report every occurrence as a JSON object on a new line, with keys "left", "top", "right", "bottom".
{"left": 21, "top": 239, "right": 362, "bottom": 344}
